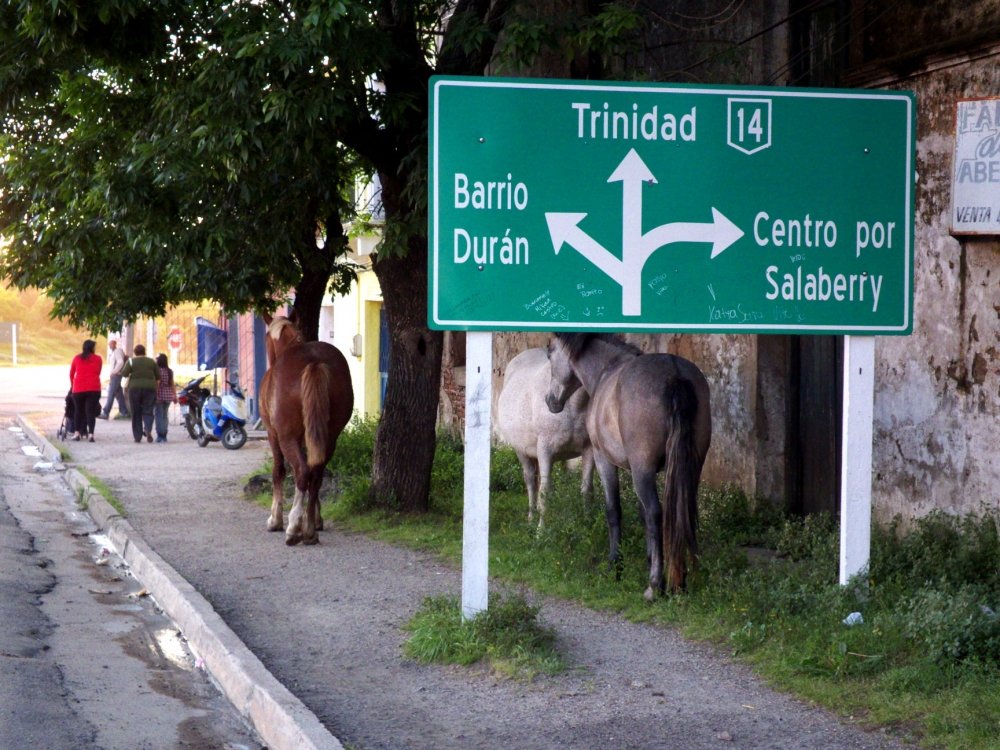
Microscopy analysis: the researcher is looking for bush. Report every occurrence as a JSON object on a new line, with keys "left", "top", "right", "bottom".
{"left": 873, "top": 510, "right": 1000, "bottom": 594}
{"left": 328, "top": 413, "right": 378, "bottom": 480}
{"left": 328, "top": 418, "right": 534, "bottom": 512}
{"left": 698, "top": 484, "right": 785, "bottom": 549}
{"left": 429, "top": 431, "right": 465, "bottom": 514}
{"left": 490, "top": 446, "right": 524, "bottom": 493}
{"left": 903, "top": 584, "right": 1000, "bottom": 666}
{"left": 774, "top": 512, "right": 837, "bottom": 562}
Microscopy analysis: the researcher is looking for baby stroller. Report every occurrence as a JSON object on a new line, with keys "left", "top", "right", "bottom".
{"left": 57, "top": 391, "right": 76, "bottom": 441}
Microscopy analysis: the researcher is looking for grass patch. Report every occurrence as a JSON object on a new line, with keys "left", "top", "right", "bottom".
{"left": 403, "top": 593, "right": 564, "bottom": 679}
{"left": 79, "top": 469, "right": 126, "bottom": 517}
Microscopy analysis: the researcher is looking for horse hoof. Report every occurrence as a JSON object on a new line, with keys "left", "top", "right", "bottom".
{"left": 285, "top": 534, "right": 302, "bottom": 546}
{"left": 267, "top": 520, "right": 283, "bottom": 532}
{"left": 302, "top": 534, "right": 319, "bottom": 545}
{"left": 643, "top": 586, "right": 657, "bottom": 602}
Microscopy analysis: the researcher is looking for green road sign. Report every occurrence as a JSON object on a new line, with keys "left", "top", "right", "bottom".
{"left": 429, "top": 77, "right": 915, "bottom": 334}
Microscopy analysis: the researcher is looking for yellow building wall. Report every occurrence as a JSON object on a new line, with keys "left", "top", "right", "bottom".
{"left": 363, "top": 298, "right": 382, "bottom": 417}
{"left": 325, "top": 267, "right": 383, "bottom": 420}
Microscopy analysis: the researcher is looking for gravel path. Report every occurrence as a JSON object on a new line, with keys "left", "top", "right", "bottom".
{"left": 48, "top": 413, "right": 903, "bottom": 750}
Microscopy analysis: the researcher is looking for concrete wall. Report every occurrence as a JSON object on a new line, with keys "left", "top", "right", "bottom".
{"left": 847, "top": 42, "right": 1000, "bottom": 522}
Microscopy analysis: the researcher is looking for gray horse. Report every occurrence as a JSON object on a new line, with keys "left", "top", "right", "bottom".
{"left": 546, "top": 333, "right": 711, "bottom": 598}
{"left": 497, "top": 347, "right": 594, "bottom": 527}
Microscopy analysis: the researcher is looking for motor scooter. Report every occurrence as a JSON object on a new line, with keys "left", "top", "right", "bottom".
{"left": 177, "top": 375, "right": 211, "bottom": 440}
{"left": 197, "top": 378, "right": 248, "bottom": 450}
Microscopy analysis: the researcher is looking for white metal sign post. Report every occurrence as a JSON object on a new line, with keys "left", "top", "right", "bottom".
{"left": 462, "top": 330, "right": 493, "bottom": 618}
{"left": 839, "top": 335, "right": 875, "bottom": 585}
{"left": 0, "top": 322, "right": 16, "bottom": 365}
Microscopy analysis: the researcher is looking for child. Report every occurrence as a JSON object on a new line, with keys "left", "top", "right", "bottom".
{"left": 154, "top": 353, "right": 177, "bottom": 442}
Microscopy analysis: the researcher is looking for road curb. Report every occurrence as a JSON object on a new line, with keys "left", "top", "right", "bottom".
{"left": 17, "top": 414, "right": 343, "bottom": 750}
{"left": 15, "top": 414, "right": 65, "bottom": 466}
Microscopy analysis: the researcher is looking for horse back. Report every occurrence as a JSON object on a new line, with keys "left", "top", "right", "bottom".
{"left": 269, "top": 341, "right": 354, "bottom": 431}
{"left": 589, "top": 354, "right": 710, "bottom": 471}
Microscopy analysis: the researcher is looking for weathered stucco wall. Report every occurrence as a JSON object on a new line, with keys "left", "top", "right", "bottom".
{"left": 619, "top": 333, "right": 759, "bottom": 492}
{"left": 867, "top": 55, "right": 1000, "bottom": 523}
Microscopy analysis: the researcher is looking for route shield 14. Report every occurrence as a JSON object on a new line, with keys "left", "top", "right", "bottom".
{"left": 428, "top": 77, "right": 915, "bottom": 334}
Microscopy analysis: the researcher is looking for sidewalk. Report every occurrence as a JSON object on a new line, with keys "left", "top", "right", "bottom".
{"left": 32, "top": 413, "right": 903, "bottom": 750}
{"left": 18, "top": 414, "right": 340, "bottom": 750}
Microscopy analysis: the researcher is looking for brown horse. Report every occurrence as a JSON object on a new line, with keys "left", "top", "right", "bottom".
{"left": 260, "top": 313, "right": 354, "bottom": 545}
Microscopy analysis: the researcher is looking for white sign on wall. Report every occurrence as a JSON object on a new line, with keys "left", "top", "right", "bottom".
{"left": 952, "top": 98, "right": 1000, "bottom": 235}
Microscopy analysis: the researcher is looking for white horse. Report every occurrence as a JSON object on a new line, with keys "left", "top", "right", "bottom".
{"left": 497, "top": 347, "right": 594, "bottom": 526}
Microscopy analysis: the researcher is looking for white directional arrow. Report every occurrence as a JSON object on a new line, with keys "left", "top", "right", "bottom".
{"left": 640, "top": 207, "right": 745, "bottom": 263}
{"left": 545, "top": 149, "right": 744, "bottom": 316}
{"left": 608, "top": 149, "right": 656, "bottom": 273}
{"left": 545, "top": 213, "right": 624, "bottom": 285}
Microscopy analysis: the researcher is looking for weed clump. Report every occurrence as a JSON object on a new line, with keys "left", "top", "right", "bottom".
{"left": 903, "top": 584, "right": 1000, "bottom": 665}
{"left": 403, "top": 593, "right": 564, "bottom": 679}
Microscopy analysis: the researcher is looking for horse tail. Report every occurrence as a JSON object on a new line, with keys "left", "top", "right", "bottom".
{"left": 301, "top": 362, "right": 332, "bottom": 468}
{"left": 662, "top": 378, "right": 700, "bottom": 591}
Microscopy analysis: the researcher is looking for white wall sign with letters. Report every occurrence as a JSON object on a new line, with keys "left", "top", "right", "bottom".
{"left": 952, "top": 98, "right": 1000, "bottom": 235}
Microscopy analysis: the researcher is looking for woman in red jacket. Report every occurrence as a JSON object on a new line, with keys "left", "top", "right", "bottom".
{"left": 69, "top": 339, "right": 103, "bottom": 442}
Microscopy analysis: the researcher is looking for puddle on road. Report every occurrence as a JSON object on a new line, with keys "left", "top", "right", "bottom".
{"left": 155, "top": 628, "right": 195, "bottom": 671}
{"left": 20, "top": 445, "right": 41, "bottom": 457}
{"left": 89, "top": 533, "right": 119, "bottom": 557}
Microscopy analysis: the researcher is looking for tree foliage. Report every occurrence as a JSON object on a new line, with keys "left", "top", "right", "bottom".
{"left": 1, "top": 0, "right": 643, "bottom": 508}
{"left": 0, "top": 1, "right": 361, "bottom": 335}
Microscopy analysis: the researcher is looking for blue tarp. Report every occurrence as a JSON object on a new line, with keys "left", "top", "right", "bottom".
{"left": 196, "top": 317, "right": 228, "bottom": 370}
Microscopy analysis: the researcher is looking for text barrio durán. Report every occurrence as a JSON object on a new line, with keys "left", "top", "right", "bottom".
{"left": 453, "top": 172, "right": 530, "bottom": 265}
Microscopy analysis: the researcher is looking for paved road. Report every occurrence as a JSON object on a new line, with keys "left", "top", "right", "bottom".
{"left": 0, "top": 420, "right": 262, "bottom": 749}
{"left": 0, "top": 365, "right": 69, "bottom": 419}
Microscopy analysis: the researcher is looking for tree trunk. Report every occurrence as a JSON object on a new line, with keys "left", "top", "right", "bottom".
{"left": 292, "top": 208, "right": 344, "bottom": 344}
{"left": 369, "top": 231, "right": 443, "bottom": 512}
{"left": 292, "top": 262, "right": 329, "bottom": 343}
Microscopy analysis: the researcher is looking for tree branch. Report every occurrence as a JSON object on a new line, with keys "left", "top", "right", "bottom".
{"left": 436, "top": 0, "right": 516, "bottom": 76}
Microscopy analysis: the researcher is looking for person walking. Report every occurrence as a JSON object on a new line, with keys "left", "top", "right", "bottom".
{"left": 153, "top": 353, "right": 177, "bottom": 443}
{"left": 69, "top": 340, "right": 103, "bottom": 442}
{"left": 97, "top": 339, "right": 129, "bottom": 420}
{"left": 120, "top": 344, "right": 160, "bottom": 443}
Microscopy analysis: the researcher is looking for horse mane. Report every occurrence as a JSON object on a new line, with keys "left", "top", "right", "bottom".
{"left": 267, "top": 316, "right": 303, "bottom": 343}
{"left": 554, "top": 332, "right": 642, "bottom": 359}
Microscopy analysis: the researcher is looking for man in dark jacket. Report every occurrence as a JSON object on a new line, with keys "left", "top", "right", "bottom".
{"left": 120, "top": 345, "right": 161, "bottom": 443}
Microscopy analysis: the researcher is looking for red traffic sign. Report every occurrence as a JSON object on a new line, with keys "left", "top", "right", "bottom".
{"left": 167, "top": 326, "right": 183, "bottom": 351}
